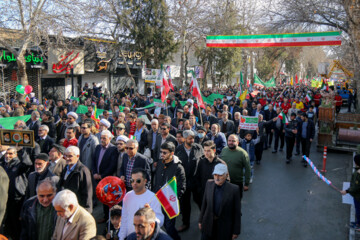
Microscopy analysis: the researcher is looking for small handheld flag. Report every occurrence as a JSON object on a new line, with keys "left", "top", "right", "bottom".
{"left": 155, "top": 176, "right": 180, "bottom": 219}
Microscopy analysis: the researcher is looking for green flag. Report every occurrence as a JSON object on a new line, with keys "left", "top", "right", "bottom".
{"left": 240, "top": 71, "right": 244, "bottom": 85}
{"left": 0, "top": 115, "right": 32, "bottom": 130}
{"left": 76, "top": 105, "right": 88, "bottom": 115}
{"left": 265, "top": 77, "right": 276, "bottom": 88}
{"left": 254, "top": 74, "right": 265, "bottom": 88}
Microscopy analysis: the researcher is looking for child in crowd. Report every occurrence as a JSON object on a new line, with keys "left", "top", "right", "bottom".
{"left": 341, "top": 154, "right": 360, "bottom": 230}
{"left": 103, "top": 205, "right": 122, "bottom": 240}
{"left": 239, "top": 129, "right": 260, "bottom": 183}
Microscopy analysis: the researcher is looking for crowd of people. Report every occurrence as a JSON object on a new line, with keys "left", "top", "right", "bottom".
{"left": 0, "top": 81, "right": 354, "bottom": 240}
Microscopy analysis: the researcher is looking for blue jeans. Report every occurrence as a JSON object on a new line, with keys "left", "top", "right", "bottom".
{"left": 354, "top": 198, "right": 360, "bottom": 225}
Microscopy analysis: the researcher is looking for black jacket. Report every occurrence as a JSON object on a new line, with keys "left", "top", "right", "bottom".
{"left": 119, "top": 152, "right": 152, "bottom": 187}
{"left": 285, "top": 119, "right": 298, "bottom": 138}
{"left": 152, "top": 155, "right": 186, "bottom": 199}
{"left": 41, "top": 118, "right": 56, "bottom": 139}
{"left": 137, "top": 127, "right": 149, "bottom": 154}
{"left": 203, "top": 114, "right": 219, "bottom": 126}
{"left": 264, "top": 109, "right": 278, "bottom": 131}
{"left": 218, "top": 120, "right": 235, "bottom": 138}
{"left": 1, "top": 157, "right": 32, "bottom": 201}
{"left": 0, "top": 166, "right": 9, "bottom": 225}
{"left": 175, "top": 143, "right": 203, "bottom": 189}
{"left": 36, "top": 135, "right": 54, "bottom": 155}
{"left": 298, "top": 119, "right": 315, "bottom": 140}
{"left": 153, "top": 134, "right": 177, "bottom": 163}
{"left": 27, "top": 120, "right": 41, "bottom": 140}
{"left": 57, "top": 161, "right": 93, "bottom": 213}
{"left": 92, "top": 143, "right": 119, "bottom": 178}
{"left": 20, "top": 196, "right": 57, "bottom": 240}
{"left": 25, "top": 166, "right": 59, "bottom": 200}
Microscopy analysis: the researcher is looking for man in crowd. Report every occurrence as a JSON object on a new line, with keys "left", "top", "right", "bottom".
{"left": 41, "top": 111, "right": 56, "bottom": 139}
{"left": 57, "top": 146, "right": 93, "bottom": 213}
{"left": 134, "top": 118, "right": 149, "bottom": 154}
{"left": 195, "top": 126, "right": 210, "bottom": 146}
{"left": 26, "top": 153, "right": 59, "bottom": 199}
{"left": 198, "top": 163, "right": 241, "bottom": 240}
{"left": 0, "top": 165, "right": 9, "bottom": 225}
{"left": 285, "top": 113, "right": 298, "bottom": 164}
{"left": 63, "top": 127, "right": 78, "bottom": 148}
{"left": 96, "top": 119, "right": 111, "bottom": 141}
{"left": 153, "top": 123, "right": 177, "bottom": 167}
{"left": 272, "top": 108, "right": 285, "bottom": 153}
{"left": 220, "top": 134, "right": 251, "bottom": 199}
{"left": 218, "top": 111, "right": 235, "bottom": 138}
{"left": 147, "top": 119, "right": 159, "bottom": 158}
{"left": 21, "top": 179, "right": 57, "bottom": 240}
{"left": 1, "top": 147, "right": 32, "bottom": 239}
{"left": 208, "top": 123, "right": 227, "bottom": 154}
{"left": 120, "top": 139, "right": 151, "bottom": 192}
{"left": 37, "top": 125, "right": 55, "bottom": 154}
{"left": 152, "top": 142, "right": 186, "bottom": 240}
{"left": 127, "top": 207, "right": 171, "bottom": 240}
{"left": 119, "top": 169, "right": 164, "bottom": 240}
{"left": 299, "top": 113, "right": 315, "bottom": 167}
{"left": 195, "top": 140, "right": 226, "bottom": 206}
{"left": 175, "top": 130, "right": 204, "bottom": 232}
{"left": 116, "top": 135, "right": 129, "bottom": 177}
{"left": 28, "top": 111, "right": 41, "bottom": 140}
{"left": 48, "top": 144, "right": 67, "bottom": 177}
{"left": 204, "top": 106, "right": 218, "bottom": 125}
{"left": 78, "top": 122, "right": 99, "bottom": 170}
{"left": 52, "top": 189, "right": 96, "bottom": 239}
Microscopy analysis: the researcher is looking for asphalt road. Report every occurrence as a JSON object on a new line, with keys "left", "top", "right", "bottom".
{"left": 95, "top": 136, "right": 353, "bottom": 240}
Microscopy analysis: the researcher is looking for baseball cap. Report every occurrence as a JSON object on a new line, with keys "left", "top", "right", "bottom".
{"left": 212, "top": 163, "right": 228, "bottom": 175}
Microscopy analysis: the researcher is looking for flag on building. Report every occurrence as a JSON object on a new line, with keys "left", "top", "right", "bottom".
{"left": 91, "top": 105, "right": 100, "bottom": 122}
{"left": 188, "top": 70, "right": 205, "bottom": 108}
{"left": 166, "top": 66, "right": 175, "bottom": 91}
{"left": 254, "top": 74, "right": 265, "bottom": 88}
{"left": 306, "top": 93, "right": 313, "bottom": 102}
{"left": 155, "top": 176, "right": 180, "bottom": 219}
{"left": 278, "top": 111, "right": 288, "bottom": 125}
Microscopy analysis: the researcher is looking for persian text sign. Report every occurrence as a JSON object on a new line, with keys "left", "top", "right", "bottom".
{"left": 48, "top": 48, "right": 84, "bottom": 74}
{"left": 239, "top": 116, "right": 258, "bottom": 130}
{"left": 207, "top": 31, "right": 341, "bottom": 48}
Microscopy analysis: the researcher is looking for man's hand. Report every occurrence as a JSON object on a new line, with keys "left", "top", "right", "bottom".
{"left": 106, "top": 233, "right": 111, "bottom": 239}
{"left": 310, "top": 138, "right": 313, "bottom": 142}
{"left": 144, "top": 109, "right": 149, "bottom": 114}
{"left": 120, "top": 176, "right": 125, "bottom": 181}
{"left": 340, "top": 190, "right": 347, "bottom": 195}
{"left": 232, "top": 235, "right": 238, "bottom": 240}
{"left": 273, "top": 117, "right": 278, "bottom": 122}
{"left": 93, "top": 174, "right": 102, "bottom": 180}
{"left": 271, "top": 129, "right": 274, "bottom": 133}
{"left": 243, "top": 186, "right": 249, "bottom": 191}
{"left": 198, "top": 223, "right": 202, "bottom": 230}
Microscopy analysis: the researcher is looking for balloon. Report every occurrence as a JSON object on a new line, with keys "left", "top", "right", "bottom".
{"left": 24, "top": 85, "right": 33, "bottom": 94}
{"left": 16, "top": 85, "right": 25, "bottom": 94}
{"left": 96, "top": 176, "right": 126, "bottom": 207}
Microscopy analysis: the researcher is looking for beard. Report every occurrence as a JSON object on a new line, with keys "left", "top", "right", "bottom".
{"left": 228, "top": 145, "right": 237, "bottom": 150}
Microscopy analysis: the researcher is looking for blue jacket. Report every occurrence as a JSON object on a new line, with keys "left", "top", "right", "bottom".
{"left": 127, "top": 222, "right": 172, "bottom": 240}
{"left": 207, "top": 132, "right": 227, "bottom": 155}
{"left": 239, "top": 137, "right": 260, "bottom": 163}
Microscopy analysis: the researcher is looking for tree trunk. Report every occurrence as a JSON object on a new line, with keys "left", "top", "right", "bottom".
{"left": 120, "top": 50, "right": 137, "bottom": 92}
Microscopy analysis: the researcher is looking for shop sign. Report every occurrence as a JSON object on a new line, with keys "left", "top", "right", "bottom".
{"left": 117, "top": 51, "right": 142, "bottom": 69}
{"left": 49, "top": 48, "right": 84, "bottom": 74}
{"left": 0, "top": 50, "right": 44, "bottom": 65}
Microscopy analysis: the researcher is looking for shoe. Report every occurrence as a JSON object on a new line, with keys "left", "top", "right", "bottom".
{"left": 256, "top": 160, "right": 260, "bottom": 165}
{"left": 272, "top": 150, "right": 277, "bottom": 153}
{"left": 250, "top": 177, "right": 253, "bottom": 183}
{"left": 279, "top": 148, "right": 283, "bottom": 152}
{"left": 295, "top": 152, "right": 300, "bottom": 156}
{"left": 97, "top": 218, "right": 107, "bottom": 224}
{"left": 286, "top": 158, "right": 291, "bottom": 164}
{"left": 177, "top": 225, "right": 189, "bottom": 232}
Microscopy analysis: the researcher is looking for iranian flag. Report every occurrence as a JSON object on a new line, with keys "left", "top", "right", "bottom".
{"left": 155, "top": 177, "right": 180, "bottom": 219}
{"left": 278, "top": 111, "right": 288, "bottom": 125}
{"left": 165, "top": 66, "right": 175, "bottom": 91}
{"left": 91, "top": 105, "right": 100, "bottom": 123}
{"left": 188, "top": 70, "right": 205, "bottom": 109}
{"left": 161, "top": 67, "right": 170, "bottom": 102}
{"left": 206, "top": 31, "right": 341, "bottom": 48}
{"left": 306, "top": 93, "right": 313, "bottom": 102}
{"left": 319, "top": 80, "right": 328, "bottom": 91}
{"left": 236, "top": 71, "right": 243, "bottom": 98}
{"left": 254, "top": 74, "right": 265, "bottom": 88}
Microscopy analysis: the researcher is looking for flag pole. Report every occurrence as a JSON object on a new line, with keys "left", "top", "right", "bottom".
{"left": 198, "top": 104, "right": 203, "bottom": 126}
{"left": 166, "top": 100, "right": 169, "bottom": 116}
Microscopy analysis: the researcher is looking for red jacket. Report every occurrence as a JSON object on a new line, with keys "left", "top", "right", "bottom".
{"left": 63, "top": 138, "right": 78, "bottom": 148}
{"left": 313, "top": 94, "right": 322, "bottom": 106}
{"left": 334, "top": 95, "right": 343, "bottom": 106}
{"left": 281, "top": 103, "right": 291, "bottom": 114}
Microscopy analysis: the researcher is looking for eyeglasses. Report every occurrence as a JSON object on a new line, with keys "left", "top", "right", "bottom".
{"left": 130, "top": 178, "right": 142, "bottom": 184}
{"left": 161, "top": 128, "right": 167, "bottom": 130}
{"left": 160, "top": 151, "right": 169, "bottom": 155}
{"left": 125, "top": 147, "right": 135, "bottom": 150}
{"left": 81, "top": 127, "right": 88, "bottom": 129}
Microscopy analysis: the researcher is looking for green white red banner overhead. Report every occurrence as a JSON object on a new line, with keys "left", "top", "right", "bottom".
{"left": 206, "top": 31, "right": 341, "bottom": 48}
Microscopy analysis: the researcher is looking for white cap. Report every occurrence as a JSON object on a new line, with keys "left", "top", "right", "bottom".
{"left": 100, "top": 119, "right": 111, "bottom": 128}
{"left": 67, "top": 112, "right": 78, "bottom": 120}
{"left": 212, "top": 163, "right": 228, "bottom": 175}
{"left": 116, "top": 135, "right": 129, "bottom": 143}
{"left": 187, "top": 99, "right": 194, "bottom": 105}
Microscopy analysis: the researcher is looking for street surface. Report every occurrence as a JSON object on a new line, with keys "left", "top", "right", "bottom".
{"left": 95, "top": 136, "right": 353, "bottom": 240}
